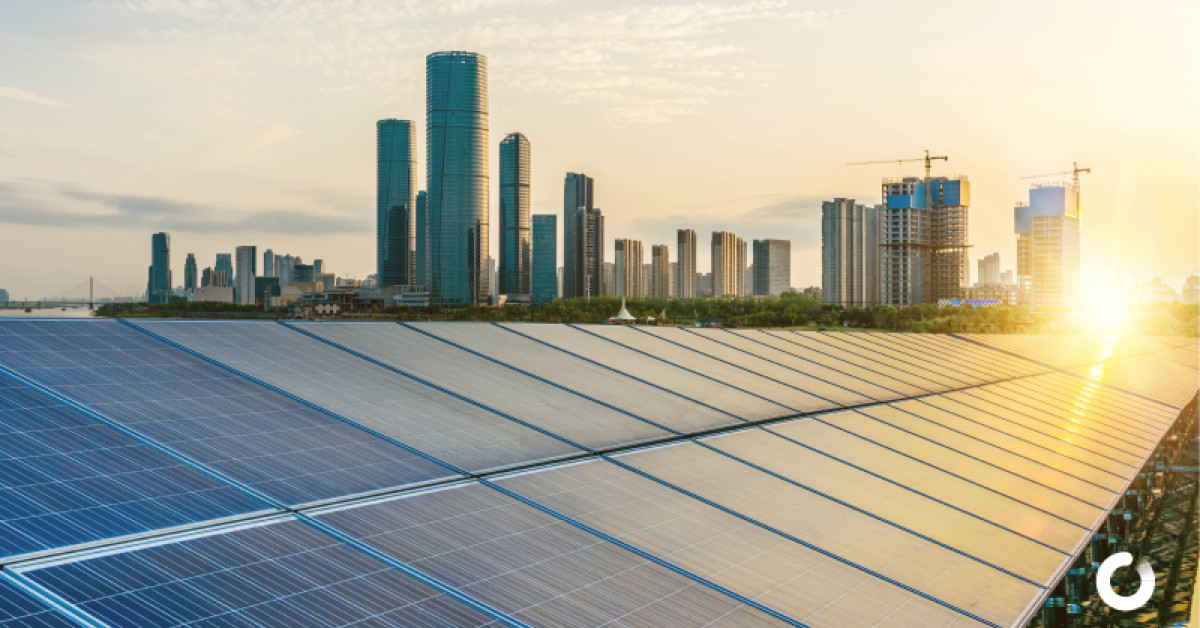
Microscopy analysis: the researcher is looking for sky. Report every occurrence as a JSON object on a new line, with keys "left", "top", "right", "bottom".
{"left": 0, "top": 0, "right": 1196, "bottom": 300}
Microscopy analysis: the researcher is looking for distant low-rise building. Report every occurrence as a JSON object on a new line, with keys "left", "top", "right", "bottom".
{"left": 191, "top": 286, "right": 234, "bottom": 303}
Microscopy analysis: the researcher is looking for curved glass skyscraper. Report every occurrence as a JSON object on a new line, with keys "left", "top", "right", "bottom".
{"left": 377, "top": 119, "right": 415, "bottom": 287}
{"left": 427, "top": 51, "right": 489, "bottom": 305}
{"left": 499, "top": 132, "right": 530, "bottom": 295}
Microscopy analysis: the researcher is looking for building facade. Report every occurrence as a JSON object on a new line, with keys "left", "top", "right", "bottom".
{"left": 676, "top": 229, "right": 697, "bottom": 299}
{"left": 565, "top": 206, "right": 604, "bottom": 298}
{"left": 614, "top": 238, "right": 644, "bottom": 298}
{"left": 427, "top": 51, "right": 489, "bottom": 305}
{"left": 752, "top": 239, "right": 790, "bottom": 297}
{"left": 650, "top": 245, "right": 670, "bottom": 298}
{"left": 148, "top": 232, "right": 171, "bottom": 304}
{"left": 377, "top": 119, "right": 416, "bottom": 287}
{"left": 262, "top": 249, "right": 275, "bottom": 278}
{"left": 562, "top": 173, "right": 595, "bottom": 299}
{"left": 183, "top": 253, "right": 197, "bottom": 292}
{"left": 215, "top": 253, "right": 232, "bottom": 287}
{"left": 499, "top": 133, "right": 531, "bottom": 295}
{"left": 879, "top": 176, "right": 970, "bottom": 305}
{"left": 532, "top": 214, "right": 557, "bottom": 305}
{"left": 1015, "top": 183, "right": 1080, "bottom": 307}
{"left": 821, "top": 198, "right": 882, "bottom": 307}
{"left": 234, "top": 245, "right": 257, "bottom": 305}
{"left": 711, "top": 231, "right": 746, "bottom": 298}
{"left": 977, "top": 252, "right": 1001, "bottom": 286}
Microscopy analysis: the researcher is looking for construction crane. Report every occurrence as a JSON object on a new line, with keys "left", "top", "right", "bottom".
{"left": 1021, "top": 161, "right": 1091, "bottom": 191}
{"left": 847, "top": 149, "right": 949, "bottom": 179}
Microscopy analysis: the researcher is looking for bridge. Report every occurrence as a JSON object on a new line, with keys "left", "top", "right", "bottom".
{"left": 1, "top": 277, "right": 141, "bottom": 310}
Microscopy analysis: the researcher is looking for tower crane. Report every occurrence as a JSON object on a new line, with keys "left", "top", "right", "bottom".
{"left": 847, "top": 149, "right": 948, "bottom": 179}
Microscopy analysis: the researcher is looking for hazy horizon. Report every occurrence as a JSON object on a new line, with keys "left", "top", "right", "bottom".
{"left": 0, "top": 0, "right": 1196, "bottom": 300}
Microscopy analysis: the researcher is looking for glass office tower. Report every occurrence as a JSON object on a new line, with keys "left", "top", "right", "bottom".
{"left": 499, "top": 132, "right": 531, "bottom": 295}
{"left": 427, "top": 51, "right": 489, "bottom": 306}
{"left": 148, "top": 232, "right": 170, "bottom": 303}
{"left": 415, "top": 190, "right": 428, "bottom": 287}
{"left": 532, "top": 214, "right": 557, "bottom": 304}
{"left": 377, "top": 119, "right": 416, "bottom": 287}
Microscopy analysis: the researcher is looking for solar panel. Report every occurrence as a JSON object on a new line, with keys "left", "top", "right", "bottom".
{"left": 131, "top": 320, "right": 579, "bottom": 473}
{"left": 703, "top": 427, "right": 1069, "bottom": 586}
{"left": 792, "top": 332, "right": 970, "bottom": 389}
{"left": 828, "top": 334, "right": 996, "bottom": 386}
{"left": 682, "top": 329, "right": 902, "bottom": 402}
{"left": 495, "top": 458, "right": 988, "bottom": 627}
{"left": 0, "top": 575, "right": 76, "bottom": 627}
{"left": 1071, "top": 354, "right": 1200, "bottom": 408}
{"left": 984, "top": 379, "right": 1164, "bottom": 442}
{"left": 499, "top": 324, "right": 784, "bottom": 421}
{"left": 991, "top": 375, "right": 1172, "bottom": 434}
{"left": 292, "top": 322, "right": 669, "bottom": 451}
{"left": 18, "top": 518, "right": 503, "bottom": 627}
{"left": 884, "top": 334, "right": 1040, "bottom": 380}
{"left": 730, "top": 330, "right": 933, "bottom": 397}
{"left": 0, "top": 320, "right": 459, "bottom": 506}
{"left": 577, "top": 326, "right": 826, "bottom": 413}
{"left": 314, "top": 482, "right": 783, "bottom": 626}
{"left": 612, "top": 441, "right": 1041, "bottom": 627}
{"left": 408, "top": 322, "right": 733, "bottom": 435}
{"left": 0, "top": 369, "right": 272, "bottom": 561}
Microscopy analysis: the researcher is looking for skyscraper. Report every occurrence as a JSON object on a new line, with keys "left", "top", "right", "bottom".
{"left": 562, "top": 172, "right": 594, "bottom": 299}
{"left": 576, "top": 208, "right": 604, "bottom": 298}
{"left": 821, "top": 198, "right": 882, "bottom": 306}
{"left": 711, "top": 231, "right": 745, "bottom": 298}
{"left": 183, "top": 253, "right": 197, "bottom": 292}
{"left": 262, "top": 249, "right": 275, "bottom": 278}
{"left": 977, "top": 252, "right": 1001, "bottom": 286}
{"left": 314, "top": 259, "right": 324, "bottom": 275}
{"left": 378, "top": 119, "right": 416, "bottom": 287}
{"left": 1015, "top": 183, "right": 1080, "bottom": 307}
{"left": 614, "top": 239, "right": 644, "bottom": 298}
{"left": 499, "top": 133, "right": 531, "bottom": 295}
{"left": 215, "top": 253, "right": 233, "bottom": 287}
{"left": 234, "top": 245, "right": 256, "bottom": 305}
{"left": 880, "top": 176, "right": 970, "bottom": 305}
{"left": 427, "top": 51, "right": 489, "bottom": 306}
{"left": 148, "top": 232, "right": 170, "bottom": 304}
{"left": 415, "top": 190, "right": 428, "bottom": 286}
{"left": 676, "top": 229, "right": 697, "bottom": 299}
{"left": 650, "top": 245, "right": 670, "bottom": 298}
{"left": 753, "top": 239, "right": 791, "bottom": 297}
{"left": 532, "top": 214, "right": 557, "bottom": 305}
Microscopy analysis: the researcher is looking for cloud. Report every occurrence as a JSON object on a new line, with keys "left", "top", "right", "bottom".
{"left": 0, "top": 86, "right": 67, "bottom": 108}
{"left": 0, "top": 179, "right": 367, "bottom": 235}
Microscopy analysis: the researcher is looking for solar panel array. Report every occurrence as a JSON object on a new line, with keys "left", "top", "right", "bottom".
{"left": 0, "top": 320, "right": 1194, "bottom": 627}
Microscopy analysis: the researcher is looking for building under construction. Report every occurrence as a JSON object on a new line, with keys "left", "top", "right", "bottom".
{"left": 879, "top": 175, "right": 971, "bottom": 305}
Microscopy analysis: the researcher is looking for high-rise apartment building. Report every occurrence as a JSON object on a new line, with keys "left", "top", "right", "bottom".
{"left": 499, "top": 132, "right": 531, "bottom": 295}
{"left": 614, "top": 239, "right": 644, "bottom": 298}
{"left": 215, "top": 253, "right": 233, "bottom": 287}
{"left": 314, "top": 259, "right": 324, "bottom": 275}
{"left": 532, "top": 214, "right": 557, "bottom": 305}
{"left": 602, "top": 262, "right": 615, "bottom": 297}
{"left": 234, "top": 245, "right": 256, "bottom": 304}
{"left": 821, "top": 198, "right": 882, "bottom": 307}
{"left": 676, "top": 229, "right": 697, "bottom": 298}
{"left": 565, "top": 206, "right": 604, "bottom": 298}
{"left": 427, "top": 51, "right": 489, "bottom": 305}
{"left": 1015, "top": 183, "right": 1080, "bottom": 307}
{"left": 147, "top": 232, "right": 171, "bottom": 304}
{"left": 562, "top": 173, "right": 595, "bottom": 299}
{"left": 262, "top": 249, "right": 275, "bottom": 278}
{"left": 711, "top": 231, "right": 746, "bottom": 298}
{"left": 378, "top": 119, "right": 416, "bottom": 287}
{"left": 650, "top": 245, "right": 670, "bottom": 298}
{"left": 183, "top": 253, "right": 197, "bottom": 292}
{"left": 737, "top": 239, "right": 749, "bottom": 298}
{"left": 415, "top": 190, "right": 428, "bottom": 286}
{"left": 977, "top": 252, "right": 1001, "bottom": 286}
{"left": 879, "top": 176, "right": 970, "bottom": 305}
{"left": 752, "top": 239, "right": 791, "bottom": 297}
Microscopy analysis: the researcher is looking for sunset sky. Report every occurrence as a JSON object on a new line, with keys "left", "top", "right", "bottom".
{"left": 0, "top": 0, "right": 1195, "bottom": 299}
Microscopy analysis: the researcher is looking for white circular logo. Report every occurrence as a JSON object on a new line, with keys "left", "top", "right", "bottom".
{"left": 1096, "top": 552, "right": 1154, "bottom": 611}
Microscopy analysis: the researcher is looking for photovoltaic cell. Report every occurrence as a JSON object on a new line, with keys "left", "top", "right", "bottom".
{"left": 496, "top": 459, "right": 988, "bottom": 627}
{"left": 1071, "top": 354, "right": 1199, "bottom": 409}
{"left": 315, "top": 483, "right": 783, "bottom": 627}
{"left": 833, "top": 334, "right": 997, "bottom": 386}
{"left": 0, "top": 370, "right": 271, "bottom": 561}
{"left": 613, "top": 442, "right": 1041, "bottom": 628}
{"left": 19, "top": 518, "right": 501, "bottom": 627}
{"left": 992, "top": 375, "right": 1170, "bottom": 436}
{"left": 132, "top": 321, "right": 579, "bottom": 473}
{"left": 983, "top": 380, "right": 1162, "bottom": 444}
{"left": 501, "top": 324, "right": 785, "bottom": 420}
{"left": 0, "top": 320, "right": 458, "bottom": 506}
{"left": 0, "top": 575, "right": 77, "bottom": 627}
{"left": 294, "top": 322, "right": 668, "bottom": 450}
{"left": 410, "top": 322, "right": 731, "bottom": 435}
{"left": 793, "top": 332, "right": 969, "bottom": 389}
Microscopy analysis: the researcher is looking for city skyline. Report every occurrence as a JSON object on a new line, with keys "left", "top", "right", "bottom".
{"left": 0, "top": 1, "right": 1195, "bottom": 300}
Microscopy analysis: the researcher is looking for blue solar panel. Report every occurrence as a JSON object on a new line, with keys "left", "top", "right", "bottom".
{"left": 20, "top": 518, "right": 502, "bottom": 627}
{"left": 0, "top": 321, "right": 459, "bottom": 506}
{"left": 0, "top": 576, "right": 76, "bottom": 627}
{"left": 0, "top": 370, "right": 271, "bottom": 561}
